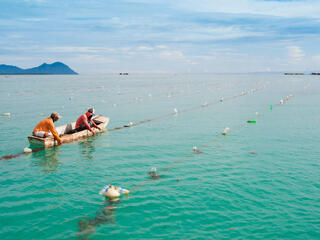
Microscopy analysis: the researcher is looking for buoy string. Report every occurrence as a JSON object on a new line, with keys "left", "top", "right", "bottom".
{"left": 2, "top": 84, "right": 229, "bottom": 120}
{"left": 160, "top": 90, "right": 300, "bottom": 174}
{"left": 0, "top": 82, "right": 311, "bottom": 162}
{"left": 103, "top": 83, "right": 250, "bottom": 109}
{"left": 130, "top": 84, "right": 308, "bottom": 193}
{"left": 131, "top": 121, "right": 248, "bottom": 192}
{"left": 0, "top": 87, "right": 264, "bottom": 161}
{"left": 109, "top": 87, "right": 264, "bottom": 132}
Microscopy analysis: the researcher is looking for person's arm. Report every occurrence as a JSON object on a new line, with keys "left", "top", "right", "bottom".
{"left": 48, "top": 121, "right": 62, "bottom": 144}
{"left": 83, "top": 117, "right": 95, "bottom": 133}
{"left": 90, "top": 119, "right": 101, "bottom": 130}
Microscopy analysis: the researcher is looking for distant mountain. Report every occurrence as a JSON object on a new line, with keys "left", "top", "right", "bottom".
{"left": 0, "top": 62, "right": 78, "bottom": 75}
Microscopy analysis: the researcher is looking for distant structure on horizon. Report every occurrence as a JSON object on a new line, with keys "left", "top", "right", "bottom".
{"left": 119, "top": 72, "right": 129, "bottom": 75}
{"left": 284, "top": 73, "right": 304, "bottom": 75}
{"left": 0, "top": 62, "right": 78, "bottom": 75}
{"left": 284, "top": 72, "right": 320, "bottom": 75}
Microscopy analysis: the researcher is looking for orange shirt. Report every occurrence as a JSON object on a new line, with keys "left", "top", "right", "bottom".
{"left": 33, "top": 117, "right": 62, "bottom": 143}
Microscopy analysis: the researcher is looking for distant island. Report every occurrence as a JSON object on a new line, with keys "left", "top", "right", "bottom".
{"left": 0, "top": 62, "right": 78, "bottom": 75}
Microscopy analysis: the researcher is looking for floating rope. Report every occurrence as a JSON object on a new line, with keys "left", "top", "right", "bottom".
{"left": 130, "top": 83, "right": 311, "bottom": 193}
{"left": 109, "top": 87, "right": 264, "bottom": 132}
{"left": 77, "top": 83, "right": 310, "bottom": 239}
{"left": 2, "top": 84, "right": 223, "bottom": 120}
{"left": 0, "top": 87, "right": 264, "bottom": 161}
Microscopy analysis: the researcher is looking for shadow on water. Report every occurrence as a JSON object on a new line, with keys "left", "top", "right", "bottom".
{"left": 78, "top": 138, "right": 96, "bottom": 160}
{"left": 77, "top": 198, "right": 121, "bottom": 240}
{"left": 31, "top": 146, "right": 62, "bottom": 173}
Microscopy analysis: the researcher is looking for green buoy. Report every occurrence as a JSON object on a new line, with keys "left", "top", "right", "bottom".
{"left": 270, "top": 104, "right": 273, "bottom": 110}
{"left": 247, "top": 120, "right": 257, "bottom": 123}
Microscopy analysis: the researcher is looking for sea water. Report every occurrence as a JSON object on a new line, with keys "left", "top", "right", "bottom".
{"left": 0, "top": 74, "right": 319, "bottom": 239}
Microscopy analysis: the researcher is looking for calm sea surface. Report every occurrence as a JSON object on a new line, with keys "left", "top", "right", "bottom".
{"left": 0, "top": 74, "right": 319, "bottom": 239}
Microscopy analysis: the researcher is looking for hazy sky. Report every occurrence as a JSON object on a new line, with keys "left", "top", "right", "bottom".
{"left": 1, "top": 0, "right": 320, "bottom": 73}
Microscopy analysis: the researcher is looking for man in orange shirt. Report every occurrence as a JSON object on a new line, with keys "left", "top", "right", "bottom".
{"left": 33, "top": 112, "right": 62, "bottom": 144}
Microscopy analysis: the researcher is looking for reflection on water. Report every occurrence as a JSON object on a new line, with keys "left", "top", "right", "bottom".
{"left": 77, "top": 199, "right": 120, "bottom": 240}
{"left": 78, "top": 138, "right": 96, "bottom": 160}
{"left": 31, "top": 146, "right": 62, "bottom": 173}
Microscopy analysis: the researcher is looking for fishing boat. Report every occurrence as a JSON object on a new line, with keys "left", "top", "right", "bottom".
{"left": 28, "top": 115, "right": 109, "bottom": 148}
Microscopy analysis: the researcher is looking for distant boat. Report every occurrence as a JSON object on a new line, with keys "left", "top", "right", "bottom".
{"left": 28, "top": 115, "right": 109, "bottom": 148}
{"left": 119, "top": 72, "right": 129, "bottom": 75}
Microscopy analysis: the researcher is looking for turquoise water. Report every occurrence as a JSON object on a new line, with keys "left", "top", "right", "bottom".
{"left": 0, "top": 74, "right": 319, "bottom": 239}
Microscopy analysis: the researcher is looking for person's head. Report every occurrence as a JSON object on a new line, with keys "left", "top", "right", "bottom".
{"left": 87, "top": 108, "right": 95, "bottom": 115}
{"left": 86, "top": 108, "right": 95, "bottom": 119}
{"left": 50, "top": 112, "right": 61, "bottom": 122}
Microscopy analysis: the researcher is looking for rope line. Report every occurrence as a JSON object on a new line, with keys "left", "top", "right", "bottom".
{"left": 130, "top": 83, "right": 311, "bottom": 193}
{"left": 0, "top": 87, "right": 264, "bottom": 161}
{"left": 109, "top": 87, "right": 264, "bottom": 132}
{"left": 2, "top": 83, "right": 228, "bottom": 120}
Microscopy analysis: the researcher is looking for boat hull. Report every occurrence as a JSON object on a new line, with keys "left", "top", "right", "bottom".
{"left": 28, "top": 115, "right": 109, "bottom": 148}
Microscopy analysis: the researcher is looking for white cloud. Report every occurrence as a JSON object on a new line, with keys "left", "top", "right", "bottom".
{"left": 23, "top": 0, "right": 47, "bottom": 4}
{"left": 287, "top": 46, "right": 305, "bottom": 64}
{"left": 171, "top": 0, "right": 320, "bottom": 18}
{"left": 175, "top": 25, "right": 266, "bottom": 43}
{"left": 159, "top": 50, "right": 184, "bottom": 58}
{"left": 156, "top": 45, "right": 167, "bottom": 49}
{"left": 20, "top": 18, "right": 47, "bottom": 22}
{"left": 68, "top": 54, "right": 115, "bottom": 63}
{"left": 45, "top": 46, "right": 116, "bottom": 53}
{"left": 136, "top": 46, "right": 154, "bottom": 51}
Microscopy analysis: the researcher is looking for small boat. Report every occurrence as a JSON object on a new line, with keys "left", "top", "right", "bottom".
{"left": 28, "top": 115, "right": 109, "bottom": 148}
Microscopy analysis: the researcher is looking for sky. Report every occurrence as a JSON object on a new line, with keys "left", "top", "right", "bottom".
{"left": 1, "top": 0, "right": 320, "bottom": 73}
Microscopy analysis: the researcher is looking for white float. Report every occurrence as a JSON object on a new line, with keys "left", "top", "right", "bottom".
{"left": 104, "top": 187, "right": 120, "bottom": 198}
{"left": 24, "top": 147, "right": 32, "bottom": 153}
{"left": 99, "top": 185, "right": 130, "bottom": 198}
{"left": 222, "top": 127, "right": 230, "bottom": 135}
